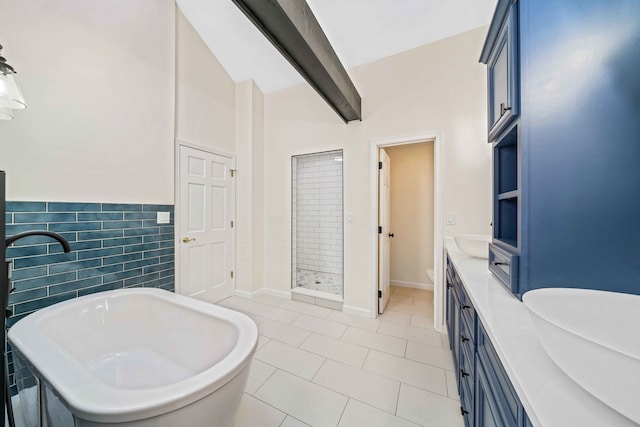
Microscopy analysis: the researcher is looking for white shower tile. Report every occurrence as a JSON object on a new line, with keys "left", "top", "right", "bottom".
{"left": 293, "top": 314, "right": 347, "bottom": 338}
{"left": 255, "top": 370, "right": 347, "bottom": 427}
{"left": 338, "top": 399, "right": 421, "bottom": 427}
{"left": 258, "top": 319, "right": 311, "bottom": 347}
{"left": 254, "top": 340, "right": 325, "bottom": 380}
{"left": 363, "top": 350, "right": 448, "bottom": 395}
{"left": 300, "top": 333, "right": 368, "bottom": 368}
{"left": 313, "top": 359, "right": 400, "bottom": 414}
{"left": 233, "top": 394, "right": 286, "bottom": 427}
{"left": 396, "top": 384, "right": 463, "bottom": 427}
{"left": 341, "top": 327, "right": 407, "bottom": 357}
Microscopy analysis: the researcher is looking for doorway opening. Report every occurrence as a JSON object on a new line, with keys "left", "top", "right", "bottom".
{"left": 371, "top": 133, "right": 444, "bottom": 331}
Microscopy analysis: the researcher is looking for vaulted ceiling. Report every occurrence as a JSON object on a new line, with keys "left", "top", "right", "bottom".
{"left": 176, "top": 0, "right": 497, "bottom": 94}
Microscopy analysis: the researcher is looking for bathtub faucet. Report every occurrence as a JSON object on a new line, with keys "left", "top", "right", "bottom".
{"left": 6, "top": 230, "right": 72, "bottom": 252}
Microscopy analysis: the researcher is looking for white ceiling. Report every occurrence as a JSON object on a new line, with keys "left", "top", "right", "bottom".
{"left": 176, "top": 0, "right": 498, "bottom": 94}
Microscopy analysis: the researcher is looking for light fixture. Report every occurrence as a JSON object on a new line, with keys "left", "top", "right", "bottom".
{"left": 0, "top": 44, "right": 27, "bottom": 120}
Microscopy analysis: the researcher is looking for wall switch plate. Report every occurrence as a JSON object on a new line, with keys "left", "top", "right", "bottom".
{"left": 446, "top": 213, "right": 456, "bottom": 225}
{"left": 157, "top": 211, "right": 170, "bottom": 224}
{"left": 346, "top": 212, "right": 353, "bottom": 223}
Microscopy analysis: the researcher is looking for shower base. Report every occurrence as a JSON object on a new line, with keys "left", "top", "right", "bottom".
{"left": 294, "top": 269, "right": 342, "bottom": 296}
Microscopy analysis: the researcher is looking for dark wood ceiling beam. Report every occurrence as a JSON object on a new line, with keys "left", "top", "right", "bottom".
{"left": 231, "top": 0, "right": 362, "bottom": 122}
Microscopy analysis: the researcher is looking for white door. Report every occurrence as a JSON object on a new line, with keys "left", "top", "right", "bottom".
{"left": 178, "top": 145, "right": 235, "bottom": 304}
{"left": 378, "top": 148, "right": 392, "bottom": 314}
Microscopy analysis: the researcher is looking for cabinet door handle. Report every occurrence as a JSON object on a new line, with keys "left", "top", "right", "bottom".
{"left": 500, "top": 102, "right": 512, "bottom": 116}
{"left": 460, "top": 369, "right": 470, "bottom": 378}
{"left": 461, "top": 304, "right": 471, "bottom": 310}
{"left": 460, "top": 406, "right": 469, "bottom": 416}
{"left": 447, "top": 282, "right": 452, "bottom": 289}
{"left": 461, "top": 335, "right": 469, "bottom": 342}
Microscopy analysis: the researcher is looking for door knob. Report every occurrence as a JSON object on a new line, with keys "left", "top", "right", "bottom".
{"left": 182, "top": 237, "right": 196, "bottom": 243}
{"left": 388, "top": 233, "right": 394, "bottom": 238}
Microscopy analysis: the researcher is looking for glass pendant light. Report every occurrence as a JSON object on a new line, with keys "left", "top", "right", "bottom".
{"left": 0, "top": 44, "right": 26, "bottom": 120}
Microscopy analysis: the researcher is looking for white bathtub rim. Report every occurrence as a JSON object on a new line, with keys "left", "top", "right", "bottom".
{"left": 8, "top": 288, "right": 258, "bottom": 423}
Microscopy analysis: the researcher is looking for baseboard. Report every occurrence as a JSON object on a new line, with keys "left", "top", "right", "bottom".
{"left": 343, "top": 304, "right": 374, "bottom": 319}
{"left": 391, "top": 280, "right": 434, "bottom": 291}
{"left": 262, "top": 288, "right": 291, "bottom": 300}
{"left": 234, "top": 289, "right": 261, "bottom": 299}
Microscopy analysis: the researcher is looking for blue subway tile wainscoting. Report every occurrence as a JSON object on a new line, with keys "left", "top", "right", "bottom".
{"left": 4, "top": 202, "right": 175, "bottom": 393}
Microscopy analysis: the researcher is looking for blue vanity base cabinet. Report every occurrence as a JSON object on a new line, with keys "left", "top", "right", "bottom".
{"left": 483, "top": 0, "right": 640, "bottom": 296}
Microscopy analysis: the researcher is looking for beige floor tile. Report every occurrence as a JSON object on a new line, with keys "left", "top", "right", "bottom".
{"left": 313, "top": 359, "right": 400, "bottom": 414}
{"left": 255, "top": 370, "right": 348, "bottom": 427}
{"left": 257, "top": 335, "right": 271, "bottom": 350}
{"left": 363, "top": 350, "right": 448, "bottom": 395}
{"left": 378, "top": 309, "right": 411, "bottom": 325}
{"left": 338, "top": 399, "right": 421, "bottom": 427}
{"left": 233, "top": 394, "right": 286, "bottom": 427}
{"left": 245, "top": 359, "right": 277, "bottom": 395}
{"left": 377, "top": 321, "right": 441, "bottom": 347}
{"left": 388, "top": 301, "right": 432, "bottom": 316}
{"left": 281, "top": 300, "right": 332, "bottom": 319}
{"left": 441, "top": 333, "right": 450, "bottom": 349}
{"left": 389, "top": 294, "right": 414, "bottom": 304}
{"left": 413, "top": 289, "right": 434, "bottom": 299}
{"left": 327, "top": 311, "right": 381, "bottom": 331}
{"left": 409, "top": 314, "right": 434, "bottom": 330}
{"left": 405, "top": 341, "right": 455, "bottom": 370}
{"left": 391, "top": 286, "right": 415, "bottom": 296}
{"left": 254, "top": 340, "right": 325, "bottom": 380}
{"left": 396, "top": 384, "right": 464, "bottom": 427}
{"left": 259, "top": 319, "right": 311, "bottom": 347}
{"left": 341, "top": 327, "right": 407, "bottom": 357}
{"left": 220, "top": 297, "right": 300, "bottom": 324}
{"left": 280, "top": 416, "right": 310, "bottom": 427}
{"left": 445, "top": 369, "right": 459, "bottom": 399}
{"left": 300, "top": 333, "right": 369, "bottom": 368}
{"left": 293, "top": 314, "right": 347, "bottom": 339}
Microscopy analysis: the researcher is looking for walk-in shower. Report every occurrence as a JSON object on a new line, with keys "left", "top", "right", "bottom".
{"left": 291, "top": 150, "right": 343, "bottom": 301}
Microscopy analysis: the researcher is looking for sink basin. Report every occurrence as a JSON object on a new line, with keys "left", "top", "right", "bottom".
{"left": 453, "top": 234, "right": 491, "bottom": 258}
{"left": 523, "top": 288, "right": 640, "bottom": 423}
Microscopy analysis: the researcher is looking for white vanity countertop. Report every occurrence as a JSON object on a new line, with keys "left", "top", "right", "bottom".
{"left": 445, "top": 238, "right": 636, "bottom": 427}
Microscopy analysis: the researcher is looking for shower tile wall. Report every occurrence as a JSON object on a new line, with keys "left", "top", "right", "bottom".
{"left": 292, "top": 151, "right": 343, "bottom": 294}
{"left": 4, "top": 201, "right": 175, "bottom": 393}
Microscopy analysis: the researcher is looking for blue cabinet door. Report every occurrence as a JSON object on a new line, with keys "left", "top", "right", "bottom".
{"left": 475, "top": 356, "right": 503, "bottom": 427}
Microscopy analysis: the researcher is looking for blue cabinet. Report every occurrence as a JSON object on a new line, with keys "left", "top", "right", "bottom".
{"left": 481, "top": 0, "right": 640, "bottom": 297}
{"left": 447, "top": 258, "right": 532, "bottom": 426}
{"left": 484, "top": 1, "right": 519, "bottom": 141}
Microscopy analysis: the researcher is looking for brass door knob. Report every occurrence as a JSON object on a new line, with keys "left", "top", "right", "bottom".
{"left": 182, "top": 237, "right": 196, "bottom": 243}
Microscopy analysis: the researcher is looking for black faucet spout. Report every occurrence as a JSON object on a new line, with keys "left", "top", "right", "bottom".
{"left": 6, "top": 231, "right": 71, "bottom": 252}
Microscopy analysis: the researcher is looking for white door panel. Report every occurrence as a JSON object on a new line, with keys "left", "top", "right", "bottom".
{"left": 179, "top": 146, "right": 235, "bottom": 303}
{"left": 378, "top": 148, "right": 391, "bottom": 314}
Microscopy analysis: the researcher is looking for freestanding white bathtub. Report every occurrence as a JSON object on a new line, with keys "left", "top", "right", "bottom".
{"left": 8, "top": 288, "right": 258, "bottom": 427}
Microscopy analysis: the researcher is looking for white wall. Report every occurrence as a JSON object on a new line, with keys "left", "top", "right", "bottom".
{"left": 175, "top": 7, "right": 236, "bottom": 154}
{"left": 0, "top": 0, "right": 175, "bottom": 203}
{"left": 386, "top": 143, "right": 434, "bottom": 287}
{"left": 263, "top": 27, "right": 492, "bottom": 314}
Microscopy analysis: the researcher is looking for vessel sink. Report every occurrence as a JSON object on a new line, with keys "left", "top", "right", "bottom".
{"left": 453, "top": 234, "right": 491, "bottom": 259}
{"left": 523, "top": 288, "right": 640, "bottom": 423}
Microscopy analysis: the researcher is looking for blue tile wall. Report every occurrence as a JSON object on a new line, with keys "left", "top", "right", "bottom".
{"left": 4, "top": 202, "right": 175, "bottom": 393}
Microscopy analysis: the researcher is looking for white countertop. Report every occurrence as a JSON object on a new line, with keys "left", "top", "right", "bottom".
{"left": 445, "top": 238, "right": 637, "bottom": 427}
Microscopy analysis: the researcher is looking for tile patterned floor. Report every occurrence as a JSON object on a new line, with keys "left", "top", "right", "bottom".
{"left": 222, "top": 285, "right": 463, "bottom": 427}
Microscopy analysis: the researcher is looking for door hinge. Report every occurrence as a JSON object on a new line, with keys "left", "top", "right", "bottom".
{"left": 378, "top": 290, "right": 382, "bottom": 298}
{"left": 231, "top": 220, "right": 234, "bottom": 228}
{"left": 378, "top": 161, "right": 382, "bottom": 170}
{"left": 230, "top": 169, "right": 236, "bottom": 178}
{"left": 230, "top": 271, "right": 234, "bottom": 278}
{"left": 378, "top": 226, "right": 382, "bottom": 234}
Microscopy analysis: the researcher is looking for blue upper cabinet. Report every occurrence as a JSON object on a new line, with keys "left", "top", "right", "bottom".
{"left": 482, "top": 0, "right": 640, "bottom": 297}
{"left": 481, "top": 0, "right": 519, "bottom": 142}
